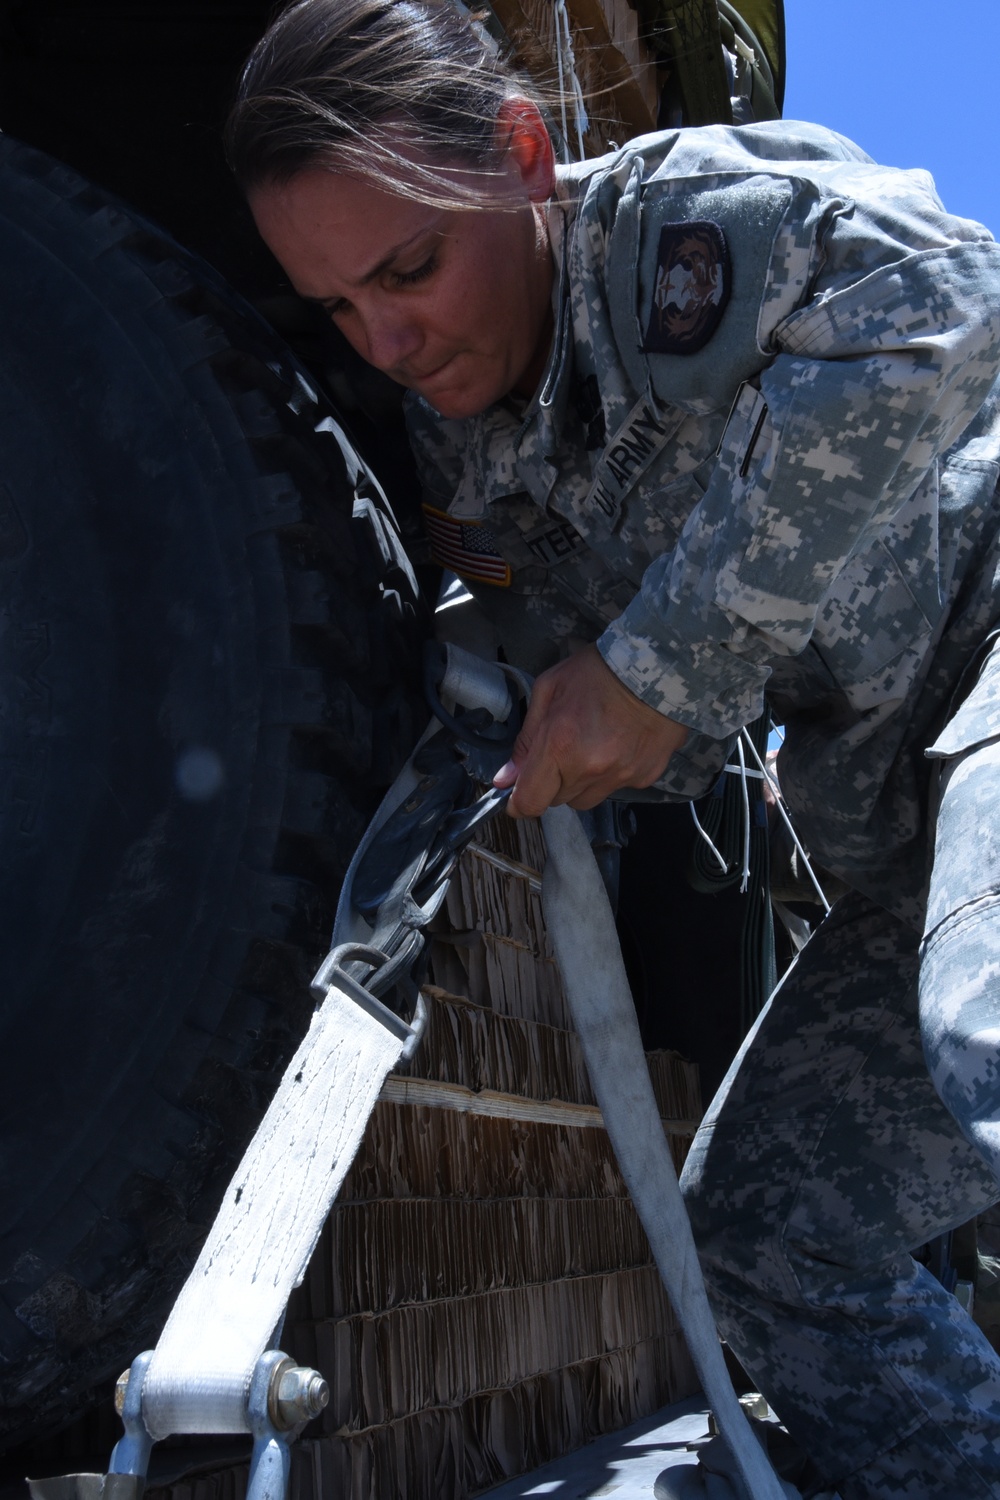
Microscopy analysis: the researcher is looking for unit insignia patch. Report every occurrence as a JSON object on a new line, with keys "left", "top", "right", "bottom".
{"left": 422, "top": 503, "right": 512, "bottom": 587}
{"left": 642, "top": 220, "right": 731, "bottom": 355}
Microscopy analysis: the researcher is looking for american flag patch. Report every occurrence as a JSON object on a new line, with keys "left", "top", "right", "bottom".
{"left": 422, "top": 503, "right": 511, "bottom": 587}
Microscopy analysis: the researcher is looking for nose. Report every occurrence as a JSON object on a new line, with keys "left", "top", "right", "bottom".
{"left": 357, "top": 304, "right": 424, "bottom": 377}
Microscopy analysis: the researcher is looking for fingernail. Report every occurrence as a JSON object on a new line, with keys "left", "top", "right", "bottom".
{"left": 493, "top": 760, "right": 517, "bottom": 787}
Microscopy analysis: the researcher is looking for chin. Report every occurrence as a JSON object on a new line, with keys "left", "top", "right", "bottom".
{"left": 415, "top": 366, "right": 511, "bottom": 422}
{"left": 424, "top": 391, "right": 491, "bottom": 421}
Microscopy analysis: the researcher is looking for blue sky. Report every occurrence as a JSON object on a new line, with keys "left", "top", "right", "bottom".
{"left": 782, "top": 1, "right": 1000, "bottom": 235}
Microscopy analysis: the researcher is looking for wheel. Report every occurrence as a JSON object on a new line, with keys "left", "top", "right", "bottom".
{"left": 0, "top": 138, "right": 427, "bottom": 1447}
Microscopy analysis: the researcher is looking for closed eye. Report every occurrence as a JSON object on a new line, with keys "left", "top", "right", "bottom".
{"left": 389, "top": 250, "right": 438, "bottom": 289}
{"left": 315, "top": 243, "right": 440, "bottom": 319}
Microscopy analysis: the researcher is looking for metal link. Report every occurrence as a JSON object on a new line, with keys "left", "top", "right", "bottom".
{"left": 309, "top": 749, "right": 515, "bottom": 1049}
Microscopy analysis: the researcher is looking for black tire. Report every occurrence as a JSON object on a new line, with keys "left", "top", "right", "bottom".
{"left": 0, "top": 138, "right": 426, "bottom": 1447}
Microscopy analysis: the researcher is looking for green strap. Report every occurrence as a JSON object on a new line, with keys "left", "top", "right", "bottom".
{"left": 634, "top": 0, "right": 785, "bottom": 124}
{"left": 729, "top": 0, "right": 786, "bottom": 111}
{"left": 636, "top": 0, "right": 733, "bottom": 125}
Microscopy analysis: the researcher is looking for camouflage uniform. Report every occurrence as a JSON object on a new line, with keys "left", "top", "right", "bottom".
{"left": 406, "top": 121, "right": 1000, "bottom": 1496}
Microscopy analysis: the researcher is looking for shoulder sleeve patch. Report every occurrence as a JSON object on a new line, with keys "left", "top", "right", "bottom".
{"left": 641, "top": 220, "right": 731, "bottom": 355}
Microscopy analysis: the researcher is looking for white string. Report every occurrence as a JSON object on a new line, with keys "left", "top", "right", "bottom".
{"left": 735, "top": 736, "right": 752, "bottom": 894}
{"left": 740, "top": 726, "right": 832, "bottom": 915}
{"left": 553, "top": 0, "right": 589, "bottom": 161}
{"left": 689, "top": 723, "right": 829, "bottom": 917}
{"left": 689, "top": 800, "right": 729, "bottom": 874}
{"left": 552, "top": 0, "right": 570, "bottom": 164}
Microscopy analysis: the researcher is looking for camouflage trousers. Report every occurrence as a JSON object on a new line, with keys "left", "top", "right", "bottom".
{"left": 680, "top": 676, "right": 1000, "bottom": 1497}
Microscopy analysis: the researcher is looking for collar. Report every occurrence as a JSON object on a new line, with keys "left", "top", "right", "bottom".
{"left": 532, "top": 201, "right": 575, "bottom": 459}
{"left": 448, "top": 203, "right": 576, "bottom": 518}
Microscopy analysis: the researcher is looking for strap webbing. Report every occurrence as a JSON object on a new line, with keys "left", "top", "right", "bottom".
{"left": 541, "top": 803, "right": 788, "bottom": 1500}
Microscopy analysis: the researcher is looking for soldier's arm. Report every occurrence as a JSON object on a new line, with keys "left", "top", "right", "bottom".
{"left": 598, "top": 171, "right": 1000, "bottom": 742}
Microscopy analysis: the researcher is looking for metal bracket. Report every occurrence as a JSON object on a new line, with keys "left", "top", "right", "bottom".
{"left": 108, "top": 1349, "right": 155, "bottom": 1490}
{"left": 63, "top": 1348, "right": 331, "bottom": 1500}
{"left": 246, "top": 1349, "right": 332, "bottom": 1500}
{"left": 311, "top": 942, "right": 428, "bottom": 1061}
{"left": 245, "top": 1353, "right": 294, "bottom": 1500}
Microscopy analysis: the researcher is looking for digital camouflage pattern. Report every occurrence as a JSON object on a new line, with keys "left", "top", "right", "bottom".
{"left": 682, "top": 889, "right": 1000, "bottom": 1499}
{"left": 923, "top": 633, "right": 1000, "bottom": 1174}
{"left": 406, "top": 119, "right": 1000, "bottom": 1496}
{"left": 407, "top": 120, "right": 1000, "bottom": 925}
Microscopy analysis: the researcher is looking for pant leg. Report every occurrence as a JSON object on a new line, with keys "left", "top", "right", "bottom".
{"left": 922, "top": 737, "right": 1000, "bottom": 1171}
{"left": 680, "top": 890, "right": 1000, "bottom": 1500}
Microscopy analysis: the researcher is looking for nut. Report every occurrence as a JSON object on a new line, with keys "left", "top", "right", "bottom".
{"left": 114, "top": 1369, "right": 131, "bottom": 1418}
{"left": 739, "top": 1391, "right": 770, "bottom": 1420}
{"left": 272, "top": 1364, "right": 329, "bottom": 1429}
{"left": 707, "top": 1391, "right": 769, "bottom": 1435}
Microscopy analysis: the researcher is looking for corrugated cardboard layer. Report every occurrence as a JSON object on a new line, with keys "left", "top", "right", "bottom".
{"left": 430, "top": 816, "right": 570, "bottom": 1026}
{"left": 291, "top": 1196, "right": 658, "bottom": 1319}
{"left": 403, "top": 986, "right": 587, "bottom": 1100}
{"left": 429, "top": 924, "right": 569, "bottom": 1028}
{"left": 141, "top": 810, "right": 704, "bottom": 1500}
{"left": 292, "top": 1265, "right": 682, "bottom": 1430}
{"left": 405, "top": 989, "right": 701, "bottom": 1121}
{"left": 475, "top": 810, "right": 548, "bottom": 874}
{"left": 445, "top": 851, "right": 550, "bottom": 949}
{"left": 321, "top": 1337, "right": 696, "bottom": 1500}
{"left": 340, "top": 1103, "right": 693, "bottom": 1203}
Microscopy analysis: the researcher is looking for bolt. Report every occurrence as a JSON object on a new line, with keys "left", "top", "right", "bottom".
{"left": 114, "top": 1369, "right": 131, "bottom": 1417}
{"left": 707, "top": 1391, "right": 770, "bottom": 1435}
{"left": 271, "top": 1363, "right": 329, "bottom": 1429}
{"left": 739, "top": 1391, "right": 770, "bottom": 1421}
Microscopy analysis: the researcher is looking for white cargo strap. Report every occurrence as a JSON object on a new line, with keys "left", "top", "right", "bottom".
{"left": 142, "top": 996, "right": 403, "bottom": 1438}
{"left": 542, "top": 804, "right": 789, "bottom": 1500}
{"left": 138, "top": 647, "right": 788, "bottom": 1499}
{"left": 140, "top": 738, "right": 449, "bottom": 1438}
{"left": 140, "top": 657, "right": 514, "bottom": 1439}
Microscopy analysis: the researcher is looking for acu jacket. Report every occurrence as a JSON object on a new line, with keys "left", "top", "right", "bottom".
{"left": 406, "top": 120, "right": 1000, "bottom": 926}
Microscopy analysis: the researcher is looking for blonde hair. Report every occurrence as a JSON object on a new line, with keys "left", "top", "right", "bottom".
{"left": 226, "top": 0, "right": 549, "bottom": 207}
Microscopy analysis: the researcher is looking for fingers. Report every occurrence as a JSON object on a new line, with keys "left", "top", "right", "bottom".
{"left": 499, "top": 735, "right": 630, "bottom": 818}
{"left": 493, "top": 678, "right": 559, "bottom": 818}
{"left": 507, "top": 756, "right": 564, "bottom": 819}
{"left": 490, "top": 647, "right": 688, "bottom": 819}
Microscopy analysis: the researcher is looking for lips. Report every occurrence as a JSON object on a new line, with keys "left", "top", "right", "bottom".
{"left": 405, "top": 353, "right": 460, "bottom": 386}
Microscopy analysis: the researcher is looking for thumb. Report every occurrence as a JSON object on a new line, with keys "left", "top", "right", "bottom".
{"left": 493, "top": 757, "right": 518, "bottom": 789}
{"left": 492, "top": 726, "right": 531, "bottom": 789}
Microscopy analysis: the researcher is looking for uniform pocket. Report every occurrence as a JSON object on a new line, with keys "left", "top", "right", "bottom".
{"left": 617, "top": 455, "right": 714, "bottom": 562}
{"left": 812, "top": 539, "right": 933, "bottom": 715}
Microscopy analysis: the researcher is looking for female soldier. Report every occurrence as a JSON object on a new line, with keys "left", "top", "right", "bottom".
{"left": 227, "top": 2, "right": 1000, "bottom": 1494}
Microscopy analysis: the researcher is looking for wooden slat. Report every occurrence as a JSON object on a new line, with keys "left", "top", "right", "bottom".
{"left": 379, "top": 1073, "right": 699, "bottom": 1135}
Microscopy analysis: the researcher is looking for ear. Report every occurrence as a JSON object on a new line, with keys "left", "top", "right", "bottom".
{"left": 497, "top": 96, "right": 556, "bottom": 201}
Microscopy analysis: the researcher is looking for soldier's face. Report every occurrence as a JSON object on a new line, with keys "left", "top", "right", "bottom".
{"left": 250, "top": 122, "right": 556, "bottom": 421}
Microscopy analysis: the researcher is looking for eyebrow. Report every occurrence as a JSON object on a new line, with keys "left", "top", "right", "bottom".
{"left": 306, "top": 223, "right": 438, "bottom": 308}
{"left": 360, "top": 225, "right": 434, "bottom": 285}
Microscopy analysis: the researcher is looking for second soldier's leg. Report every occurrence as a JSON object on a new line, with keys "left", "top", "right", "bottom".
{"left": 680, "top": 890, "right": 1000, "bottom": 1500}
{"left": 922, "top": 736, "right": 1000, "bottom": 1185}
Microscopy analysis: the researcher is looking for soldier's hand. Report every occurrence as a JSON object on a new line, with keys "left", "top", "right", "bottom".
{"left": 493, "top": 644, "right": 688, "bottom": 818}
